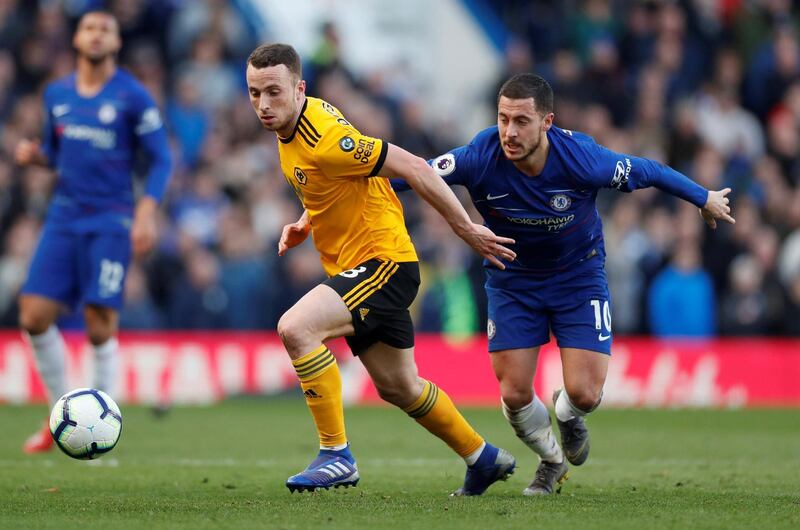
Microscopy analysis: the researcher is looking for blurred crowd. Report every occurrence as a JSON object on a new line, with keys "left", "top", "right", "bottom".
{"left": 0, "top": 0, "right": 799, "bottom": 338}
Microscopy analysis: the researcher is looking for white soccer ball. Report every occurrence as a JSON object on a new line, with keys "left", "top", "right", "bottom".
{"left": 49, "top": 388, "right": 122, "bottom": 460}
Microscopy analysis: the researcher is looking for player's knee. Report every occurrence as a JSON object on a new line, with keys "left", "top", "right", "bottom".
{"left": 374, "top": 376, "right": 421, "bottom": 408}
{"left": 86, "top": 327, "right": 113, "bottom": 346}
{"left": 500, "top": 386, "right": 534, "bottom": 411}
{"left": 84, "top": 309, "right": 117, "bottom": 345}
{"left": 566, "top": 387, "right": 602, "bottom": 413}
{"left": 277, "top": 312, "right": 310, "bottom": 354}
{"left": 18, "top": 309, "right": 52, "bottom": 336}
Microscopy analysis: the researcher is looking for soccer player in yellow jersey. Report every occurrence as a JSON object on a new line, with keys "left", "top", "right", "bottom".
{"left": 246, "top": 43, "right": 517, "bottom": 495}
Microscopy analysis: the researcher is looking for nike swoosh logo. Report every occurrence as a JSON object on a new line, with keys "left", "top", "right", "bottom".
{"left": 598, "top": 334, "right": 611, "bottom": 341}
{"left": 486, "top": 193, "right": 509, "bottom": 200}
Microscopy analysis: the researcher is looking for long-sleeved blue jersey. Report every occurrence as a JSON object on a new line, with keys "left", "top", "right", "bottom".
{"left": 40, "top": 69, "right": 171, "bottom": 233}
{"left": 393, "top": 125, "right": 708, "bottom": 275}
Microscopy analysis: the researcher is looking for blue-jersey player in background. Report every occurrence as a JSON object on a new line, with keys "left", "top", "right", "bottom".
{"left": 15, "top": 11, "right": 171, "bottom": 453}
{"left": 393, "top": 73, "right": 734, "bottom": 495}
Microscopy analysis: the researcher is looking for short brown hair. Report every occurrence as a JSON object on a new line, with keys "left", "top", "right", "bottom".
{"left": 498, "top": 73, "right": 553, "bottom": 114}
{"left": 247, "top": 43, "right": 302, "bottom": 78}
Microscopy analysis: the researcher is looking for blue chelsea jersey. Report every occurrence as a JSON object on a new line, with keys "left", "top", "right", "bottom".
{"left": 399, "top": 126, "right": 708, "bottom": 275}
{"left": 41, "top": 69, "right": 171, "bottom": 233}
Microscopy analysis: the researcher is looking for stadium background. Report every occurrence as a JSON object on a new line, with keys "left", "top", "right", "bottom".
{"left": 0, "top": 0, "right": 799, "bottom": 407}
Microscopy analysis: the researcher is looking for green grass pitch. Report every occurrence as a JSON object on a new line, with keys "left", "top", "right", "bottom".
{"left": 1, "top": 399, "right": 798, "bottom": 529}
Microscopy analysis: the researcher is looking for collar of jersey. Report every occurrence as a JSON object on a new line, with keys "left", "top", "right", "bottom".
{"left": 278, "top": 98, "right": 309, "bottom": 144}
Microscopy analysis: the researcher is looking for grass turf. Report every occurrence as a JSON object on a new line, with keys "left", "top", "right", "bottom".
{"left": 0, "top": 399, "right": 798, "bottom": 529}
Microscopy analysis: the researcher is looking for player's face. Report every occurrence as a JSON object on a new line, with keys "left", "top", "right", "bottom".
{"left": 246, "top": 64, "right": 305, "bottom": 136}
{"left": 72, "top": 13, "right": 121, "bottom": 63}
{"left": 497, "top": 96, "right": 553, "bottom": 161}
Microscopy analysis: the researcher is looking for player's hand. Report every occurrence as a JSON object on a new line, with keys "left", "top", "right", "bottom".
{"left": 700, "top": 188, "right": 736, "bottom": 230}
{"left": 15, "top": 139, "right": 44, "bottom": 166}
{"left": 278, "top": 216, "right": 311, "bottom": 256}
{"left": 131, "top": 197, "right": 158, "bottom": 259}
{"left": 459, "top": 223, "right": 516, "bottom": 270}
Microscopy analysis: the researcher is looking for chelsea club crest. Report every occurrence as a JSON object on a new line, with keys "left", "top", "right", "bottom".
{"left": 550, "top": 193, "right": 571, "bottom": 212}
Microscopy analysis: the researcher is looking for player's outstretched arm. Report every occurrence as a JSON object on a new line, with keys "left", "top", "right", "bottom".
{"left": 700, "top": 187, "right": 736, "bottom": 229}
{"left": 380, "top": 143, "right": 516, "bottom": 269}
{"left": 278, "top": 210, "right": 311, "bottom": 256}
{"left": 14, "top": 139, "right": 49, "bottom": 167}
{"left": 584, "top": 140, "right": 736, "bottom": 231}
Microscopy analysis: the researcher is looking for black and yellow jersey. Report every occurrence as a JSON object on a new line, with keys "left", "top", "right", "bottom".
{"left": 277, "top": 96, "right": 418, "bottom": 276}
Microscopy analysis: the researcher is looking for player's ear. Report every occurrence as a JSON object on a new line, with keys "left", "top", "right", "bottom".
{"left": 542, "top": 112, "right": 554, "bottom": 131}
{"left": 111, "top": 33, "right": 122, "bottom": 54}
{"left": 296, "top": 79, "right": 306, "bottom": 96}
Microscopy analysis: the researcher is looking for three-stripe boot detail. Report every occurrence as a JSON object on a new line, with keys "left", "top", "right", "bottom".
{"left": 286, "top": 444, "right": 359, "bottom": 492}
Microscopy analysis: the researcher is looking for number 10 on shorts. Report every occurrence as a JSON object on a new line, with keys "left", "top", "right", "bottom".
{"left": 590, "top": 299, "right": 611, "bottom": 337}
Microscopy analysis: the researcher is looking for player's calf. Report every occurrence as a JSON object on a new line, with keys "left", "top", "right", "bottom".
{"left": 553, "top": 388, "right": 597, "bottom": 466}
{"left": 502, "top": 396, "right": 564, "bottom": 464}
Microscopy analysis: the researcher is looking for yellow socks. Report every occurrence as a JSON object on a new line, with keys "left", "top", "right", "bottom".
{"left": 404, "top": 380, "right": 484, "bottom": 458}
{"left": 292, "top": 345, "right": 347, "bottom": 447}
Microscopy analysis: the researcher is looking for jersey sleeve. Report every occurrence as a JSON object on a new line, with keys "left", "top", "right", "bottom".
{"left": 130, "top": 85, "right": 172, "bottom": 201}
{"left": 390, "top": 139, "right": 478, "bottom": 192}
{"left": 40, "top": 86, "right": 58, "bottom": 167}
{"left": 571, "top": 136, "right": 709, "bottom": 207}
{"left": 315, "top": 123, "right": 388, "bottom": 180}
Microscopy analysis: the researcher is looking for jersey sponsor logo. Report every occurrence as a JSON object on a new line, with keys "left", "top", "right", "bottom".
{"left": 52, "top": 104, "right": 70, "bottom": 117}
{"left": 611, "top": 158, "right": 632, "bottom": 190}
{"left": 505, "top": 213, "right": 575, "bottom": 232}
{"left": 294, "top": 167, "right": 308, "bottom": 185}
{"left": 549, "top": 193, "right": 571, "bottom": 211}
{"left": 61, "top": 124, "right": 116, "bottom": 149}
{"left": 98, "top": 103, "right": 117, "bottom": 124}
{"left": 487, "top": 319, "right": 496, "bottom": 340}
{"left": 136, "top": 107, "right": 163, "bottom": 135}
{"left": 354, "top": 138, "right": 375, "bottom": 163}
{"left": 432, "top": 153, "right": 456, "bottom": 176}
{"left": 339, "top": 136, "right": 355, "bottom": 152}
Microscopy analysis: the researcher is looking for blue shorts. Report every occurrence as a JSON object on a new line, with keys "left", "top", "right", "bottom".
{"left": 22, "top": 225, "right": 131, "bottom": 311}
{"left": 485, "top": 260, "right": 613, "bottom": 354}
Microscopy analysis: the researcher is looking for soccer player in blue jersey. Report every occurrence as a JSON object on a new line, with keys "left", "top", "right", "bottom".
{"left": 394, "top": 73, "right": 734, "bottom": 495}
{"left": 15, "top": 11, "right": 171, "bottom": 453}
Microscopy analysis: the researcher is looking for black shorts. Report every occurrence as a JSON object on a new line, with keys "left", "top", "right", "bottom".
{"left": 324, "top": 259, "right": 420, "bottom": 355}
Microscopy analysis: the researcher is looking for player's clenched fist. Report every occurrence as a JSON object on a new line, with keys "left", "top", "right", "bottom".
{"left": 15, "top": 139, "right": 45, "bottom": 166}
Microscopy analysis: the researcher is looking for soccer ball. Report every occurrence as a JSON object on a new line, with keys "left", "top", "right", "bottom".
{"left": 49, "top": 388, "right": 122, "bottom": 460}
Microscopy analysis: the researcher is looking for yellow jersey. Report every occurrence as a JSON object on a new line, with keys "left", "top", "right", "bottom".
{"left": 277, "top": 96, "right": 418, "bottom": 276}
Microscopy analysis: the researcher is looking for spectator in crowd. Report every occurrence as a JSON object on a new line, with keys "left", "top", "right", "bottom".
{"left": 648, "top": 238, "right": 716, "bottom": 338}
{"left": 0, "top": 1, "right": 799, "bottom": 338}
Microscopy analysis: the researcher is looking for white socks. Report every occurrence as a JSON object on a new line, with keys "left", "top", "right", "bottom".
{"left": 502, "top": 396, "right": 563, "bottom": 464}
{"left": 26, "top": 325, "right": 67, "bottom": 407}
{"left": 92, "top": 337, "right": 119, "bottom": 398}
{"left": 464, "top": 441, "right": 487, "bottom": 466}
{"left": 555, "top": 389, "right": 589, "bottom": 422}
